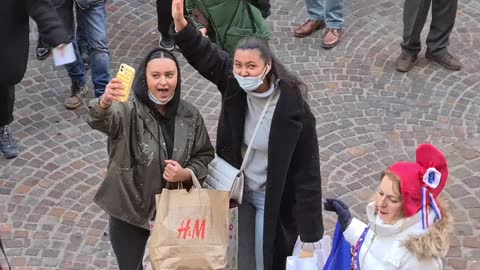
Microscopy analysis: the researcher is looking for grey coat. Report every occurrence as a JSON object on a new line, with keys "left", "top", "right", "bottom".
{"left": 87, "top": 97, "right": 214, "bottom": 229}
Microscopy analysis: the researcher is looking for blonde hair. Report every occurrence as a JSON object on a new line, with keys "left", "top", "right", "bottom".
{"left": 371, "top": 170, "right": 402, "bottom": 202}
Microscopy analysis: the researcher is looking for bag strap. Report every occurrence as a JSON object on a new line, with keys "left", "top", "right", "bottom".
{"left": 186, "top": 168, "right": 203, "bottom": 189}
{"left": 0, "top": 238, "right": 12, "bottom": 270}
{"left": 239, "top": 91, "right": 274, "bottom": 172}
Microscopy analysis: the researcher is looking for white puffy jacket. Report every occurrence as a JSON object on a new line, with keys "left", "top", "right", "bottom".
{"left": 343, "top": 201, "right": 452, "bottom": 270}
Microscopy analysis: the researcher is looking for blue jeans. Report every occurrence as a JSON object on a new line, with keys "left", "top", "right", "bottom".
{"left": 304, "top": 0, "right": 344, "bottom": 29}
{"left": 76, "top": 8, "right": 89, "bottom": 53}
{"left": 62, "top": 1, "right": 110, "bottom": 97}
{"left": 239, "top": 190, "right": 265, "bottom": 270}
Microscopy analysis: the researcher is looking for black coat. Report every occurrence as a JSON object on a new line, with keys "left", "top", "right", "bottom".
{"left": 172, "top": 22, "right": 324, "bottom": 270}
{"left": 0, "top": 0, "right": 69, "bottom": 85}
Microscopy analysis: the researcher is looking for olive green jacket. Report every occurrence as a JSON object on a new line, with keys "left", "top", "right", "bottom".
{"left": 87, "top": 97, "right": 214, "bottom": 229}
{"left": 186, "top": 0, "right": 271, "bottom": 55}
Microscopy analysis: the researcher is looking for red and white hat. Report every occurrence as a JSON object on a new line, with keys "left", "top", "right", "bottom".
{"left": 388, "top": 144, "right": 448, "bottom": 229}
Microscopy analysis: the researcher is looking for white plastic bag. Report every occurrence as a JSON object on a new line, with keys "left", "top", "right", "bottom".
{"left": 142, "top": 221, "right": 154, "bottom": 270}
{"left": 286, "top": 253, "right": 319, "bottom": 270}
{"left": 316, "top": 235, "right": 332, "bottom": 267}
{"left": 288, "top": 235, "right": 332, "bottom": 269}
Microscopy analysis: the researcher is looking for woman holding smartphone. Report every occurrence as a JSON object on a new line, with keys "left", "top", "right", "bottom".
{"left": 87, "top": 48, "right": 214, "bottom": 269}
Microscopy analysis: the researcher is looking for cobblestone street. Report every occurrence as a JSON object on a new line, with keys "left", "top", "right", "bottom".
{"left": 1, "top": 0, "right": 479, "bottom": 269}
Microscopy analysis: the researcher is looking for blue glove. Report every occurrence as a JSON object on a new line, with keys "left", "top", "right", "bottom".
{"left": 324, "top": 198, "right": 353, "bottom": 232}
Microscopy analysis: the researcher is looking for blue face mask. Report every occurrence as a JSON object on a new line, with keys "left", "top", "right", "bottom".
{"left": 234, "top": 65, "right": 270, "bottom": 92}
{"left": 148, "top": 89, "right": 174, "bottom": 105}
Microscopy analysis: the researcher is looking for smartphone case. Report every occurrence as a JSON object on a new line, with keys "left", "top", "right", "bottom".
{"left": 117, "top": 63, "right": 136, "bottom": 102}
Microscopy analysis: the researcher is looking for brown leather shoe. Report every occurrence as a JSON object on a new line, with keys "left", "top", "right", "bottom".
{"left": 396, "top": 52, "right": 418, "bottom": 72}
{"left": 426, "top": 52, "right": 462, "bottom": 71}
{"left": 294, "top": 20, "right": 325, "bottom": 38}
{"left": 322, "top": 28, "right": 343, "bottom": 49}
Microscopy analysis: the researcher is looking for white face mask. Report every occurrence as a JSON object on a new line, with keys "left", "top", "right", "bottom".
{"left": 148, "top": 89, "right": 174, "bottom": 105}
{"left": 234, "top": 65, "right": 270, "bottom": 92}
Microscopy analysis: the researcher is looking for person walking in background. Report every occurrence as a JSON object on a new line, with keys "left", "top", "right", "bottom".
{"left": 185, "top": 0, "right": 271, "bottom": 55}
{"left": 36, "top": 10, "right": 91, "bottom": 69}
{"left": 172, "top": 0, "right": 324, "bottom": 269}
{"left": 0, "top": 0, "right": 70, "bottom": 159}
{"left": 396, "top": 0, "right": 462, "bottom": 72}
{"left": 294, "top": 0, "right": 344, "bottom": 48}
{"left": 325, "top": 144, "right": 452, "bottom": 269}
{"left": 87, "top": 48, "right": 214, "bottom": 269}
{"left": 60, "top": 0, "right": 111, "bottom": 110}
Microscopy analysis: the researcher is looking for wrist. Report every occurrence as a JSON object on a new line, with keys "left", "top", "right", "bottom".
{"left": 341, "top": 215, "right": 353, "bottom": 232}
{"left": 181, "top": 168, "right": 192, "bottom": 182}
{"left": 174, "top": 18, "right": 188, "bottom": 32}
{"left": 99, "top": 96, "right": 111, "bottom": 109}
{"left": 183, "top": 168, "right": 192, "bottom": 181}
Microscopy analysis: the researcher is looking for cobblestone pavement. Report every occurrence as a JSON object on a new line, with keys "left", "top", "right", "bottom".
{"left": 1, "top": 0, "right": 480, "bottom": 269}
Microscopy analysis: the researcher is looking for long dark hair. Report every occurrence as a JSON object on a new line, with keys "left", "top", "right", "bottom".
{"left": 235, "top": 36, "right": 308, "bottom": 96}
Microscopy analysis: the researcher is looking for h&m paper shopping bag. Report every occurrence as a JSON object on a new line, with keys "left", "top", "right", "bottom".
{"left": 149, "top": 170, "right": 230, "bottom": 270}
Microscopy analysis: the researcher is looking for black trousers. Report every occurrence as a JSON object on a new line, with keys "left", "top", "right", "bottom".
{"left": 109, "top": 216, "right": 150, "bottom": 270}
{"left": 0, "top": 85, "right": 15, "bottom": 127}
{"left": 401, "top": 0, "right": 458, "bottom": 56}
{"left": 156, "top": 0, "right": 173, "bottom": 38}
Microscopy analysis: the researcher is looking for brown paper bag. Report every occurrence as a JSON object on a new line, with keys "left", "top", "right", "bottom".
{"left": 149, "top": 170, "right": 230, "bottom": 270}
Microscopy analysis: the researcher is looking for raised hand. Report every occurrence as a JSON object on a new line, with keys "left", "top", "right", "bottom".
{"left": 100, "top": 78, "right": 124, "bottom": 108}
{"left": 324, "top": 198, "right": 353, "bottom": 231}
{"left": 172, "top": 0, "right": 188, "bottom": 32}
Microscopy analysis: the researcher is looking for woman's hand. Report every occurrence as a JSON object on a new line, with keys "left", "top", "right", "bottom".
{"left": 172, "top": 0, "right": 188, "bottom": 32}
{"left": 163, "top": 160, "right": 191, "bottom": 182}
{"left": 324, "top": 198, "right": 353, "bottom": 232}
{"left": 100, "top": 78, "right": 124, "bottom": 109}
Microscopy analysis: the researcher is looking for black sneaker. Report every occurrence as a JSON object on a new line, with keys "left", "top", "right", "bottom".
{"left": 36, "top": 39, "right": 51, "bottom": 60}
{"left": 0, "top": 125, "right": 18, "bottom": 159}
{"left": 159, "top": 35, "right": 175, "bottom": 51}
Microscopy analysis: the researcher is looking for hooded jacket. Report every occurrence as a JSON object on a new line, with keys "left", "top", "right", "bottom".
{"left": 86, "top": 49, "right": 214, "bottom": 229}
{"left": 344, "top": 200, "right": 452, "bottom": 270}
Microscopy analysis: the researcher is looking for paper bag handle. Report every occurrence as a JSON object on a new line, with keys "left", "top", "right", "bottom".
{"left": 186, "top": 168, "right": 202, "bottom": 189}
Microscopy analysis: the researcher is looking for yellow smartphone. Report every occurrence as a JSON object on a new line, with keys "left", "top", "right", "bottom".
{"left": 116, "top": 63, "right": 136, "bottom": 102}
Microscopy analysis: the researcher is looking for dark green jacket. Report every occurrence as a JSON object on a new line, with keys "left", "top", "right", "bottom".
{"left": 186, "top": 0, "right": 271, "bottom": 55}
{"left": 87, "top": 97, "right": 214, "bottom": 229}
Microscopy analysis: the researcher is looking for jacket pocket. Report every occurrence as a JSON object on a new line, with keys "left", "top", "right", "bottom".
{"left": 119, "top": 167, "right": 144, "bottom": 207}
